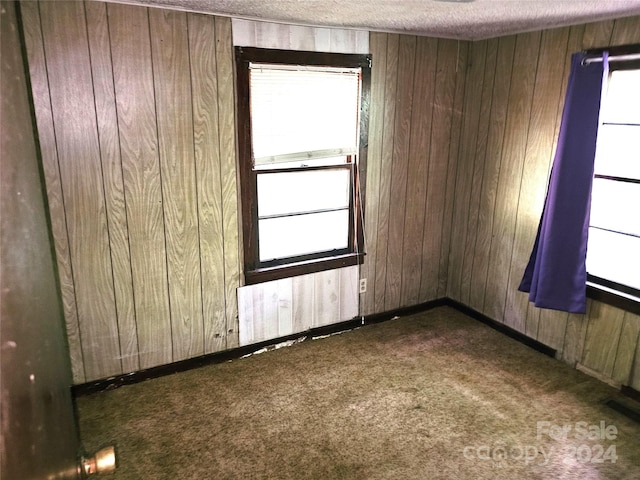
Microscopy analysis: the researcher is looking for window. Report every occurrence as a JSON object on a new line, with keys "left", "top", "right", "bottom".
{"left": 586, "top": 49, "right": 640, "bottom": 312}
{"left": 235, "top": 48, "right": 371, "bottom": 284}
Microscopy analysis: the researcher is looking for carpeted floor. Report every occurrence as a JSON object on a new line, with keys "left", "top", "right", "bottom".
{"left": 76, "top": 307, "right": 640, "bottom": 479}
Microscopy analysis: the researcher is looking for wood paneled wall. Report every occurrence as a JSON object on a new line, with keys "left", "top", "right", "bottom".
{"left": 232, "top": 18, "right": 369, "bottom": 54}
{"left": 20, "top": 0, "right": 640, "bottom": 391}
{"left": 20, "top": 2, "right": 374, "bottom": 384}
{"left": 446, "top": 16, "right": 640, "bottom": 390}
{"left": 360, "top": 33, "right": 467, "bottom": 316}
{"left": 238, "top": 266, "right": 358, "bottom": 346}
{"left": 21, "top": 1, "right": 240, "bottom": 383}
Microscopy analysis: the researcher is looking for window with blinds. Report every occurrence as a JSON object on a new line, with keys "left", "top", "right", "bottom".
{"left": 587, "top": 66, "right": 640, "bottom": 298}
{"left": 235, "top": 47, "right": 371, "bottom": 284}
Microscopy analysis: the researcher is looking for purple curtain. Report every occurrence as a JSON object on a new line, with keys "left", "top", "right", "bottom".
{"left": 519, "top": 52, "right": 609, "bottom": 314}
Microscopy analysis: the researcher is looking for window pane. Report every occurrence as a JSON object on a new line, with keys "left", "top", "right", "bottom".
{"left": 257, "top": 168, "right": 350, "bottom": 217}
{"left": 587, "top": 227, "right": 640, "bottom": 290}
{"left": 259, "top": 210, "right": 349, "bottom": 261}
{"left": 601, "top": 69, "right": 640, "bottom": 124}
{"left": 250, "top": 66, "right": 360, "bottom": 163}
{"left": 590, "top": 178, "right": 640, "bottom": 236}
{"left": 594, "top": 125, "right": 640, "bottom": 180}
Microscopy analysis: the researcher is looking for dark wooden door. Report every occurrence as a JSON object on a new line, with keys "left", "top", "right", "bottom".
{"left": 1, "top": 2, "right": 80, "bottom": 478}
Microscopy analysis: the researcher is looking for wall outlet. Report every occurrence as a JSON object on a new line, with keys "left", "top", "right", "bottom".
{"left": 359, "top": 278, "right": 367, "bottom": 294}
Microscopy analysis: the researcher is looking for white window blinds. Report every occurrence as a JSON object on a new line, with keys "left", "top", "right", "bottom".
{"left": 249, "top": 64, "right": 361, "bottom": 166}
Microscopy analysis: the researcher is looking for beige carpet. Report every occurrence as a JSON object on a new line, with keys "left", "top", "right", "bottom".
{"left": 77, "top": 307, "right": 640, "bottom": 479}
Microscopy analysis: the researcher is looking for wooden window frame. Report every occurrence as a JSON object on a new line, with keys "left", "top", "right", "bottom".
{"left": 235, "top": 47, "right": 371, "bottom": 285}
{"left": 584, "top": 44, "right": 640, "bottom": 315}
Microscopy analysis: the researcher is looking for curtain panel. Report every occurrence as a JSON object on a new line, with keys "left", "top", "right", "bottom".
{"left": 519, "top": 52, "right": 609, "bottom": 314}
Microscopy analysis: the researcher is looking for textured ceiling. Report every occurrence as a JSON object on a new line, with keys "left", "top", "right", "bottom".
{"left": 111, "top": 0, "right": 640, "bottom": 40}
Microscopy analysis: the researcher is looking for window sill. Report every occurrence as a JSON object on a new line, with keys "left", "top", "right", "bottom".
{"left": 245, "top": 252, "right": 364, "bottom": 285}
{"left": 586, "top": 282, "right": 640, "bottom": 315}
